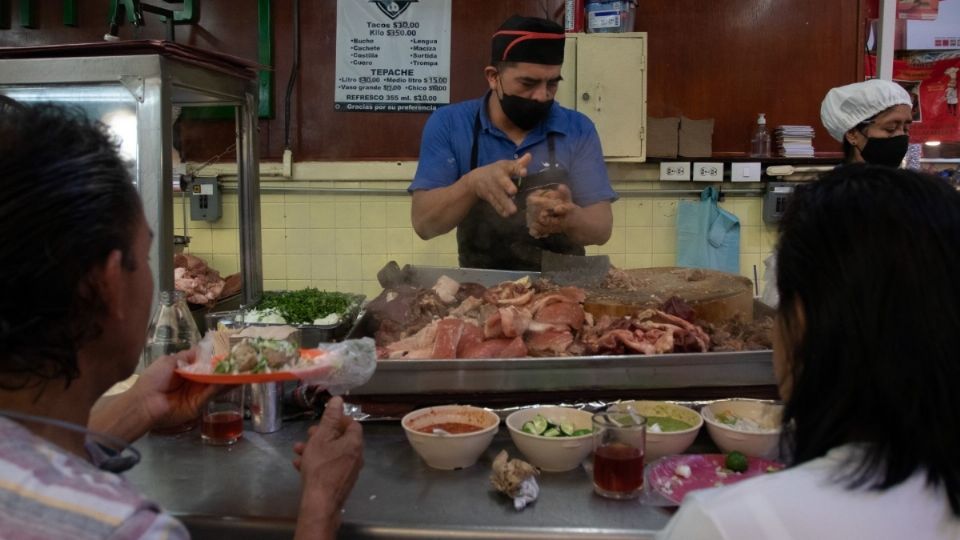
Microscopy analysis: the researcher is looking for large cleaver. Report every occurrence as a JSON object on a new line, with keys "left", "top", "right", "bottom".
{"left": 540, "top": 252, "right": 611, "bottom": 288}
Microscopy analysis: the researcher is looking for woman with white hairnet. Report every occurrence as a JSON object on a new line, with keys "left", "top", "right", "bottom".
{"left": 761, "top": 79, "right": 914, "bottom": 307}
{"left": 820, "top": 78, "right": 914, "bottom": 167}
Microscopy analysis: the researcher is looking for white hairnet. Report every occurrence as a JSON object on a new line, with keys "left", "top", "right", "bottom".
{"left": 820, "top": 79, "right": 912, "bottom": 142}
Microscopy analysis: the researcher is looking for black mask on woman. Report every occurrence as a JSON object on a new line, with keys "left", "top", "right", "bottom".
{"left": 497, "top": 79, "right": 553, "bottom": 130}
{"left": 860, "top": 134, "right": 909, "bottom": 168}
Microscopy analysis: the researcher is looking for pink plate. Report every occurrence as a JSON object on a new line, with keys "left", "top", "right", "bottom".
{"left": 647, "top": 454, "right": 784, "bottom": 505}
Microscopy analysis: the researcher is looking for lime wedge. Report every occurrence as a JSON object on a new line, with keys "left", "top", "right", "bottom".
{"left": 572, "top": 428, "right": 592, "bottom": 436}
{"left": 522, "top": 421, "right": 537, "bottom": 434}
{"left": 560, "top": 422, "right": 575, "bottom": 436}
{"left": 542, "top": 427, "right": 561, "bottom": 437}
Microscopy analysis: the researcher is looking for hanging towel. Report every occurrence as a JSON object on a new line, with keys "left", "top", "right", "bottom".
{"left": 676, "top": 186, "right": 741, "bottom": 274}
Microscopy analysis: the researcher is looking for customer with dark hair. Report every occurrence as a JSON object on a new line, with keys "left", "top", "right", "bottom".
{"left": 0, "top": 102, "right": 363, "bottom": 539}
{"left": 659, "top": 164, "right": 960, "bottom": 539}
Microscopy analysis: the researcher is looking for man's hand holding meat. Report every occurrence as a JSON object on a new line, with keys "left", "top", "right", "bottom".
{"left": 526, "top": 185, "right": 575, "bottom": 239}
{"left": 466, "top": 152, "right": 531, "bottom": 218}
{"left": 524, "top": 184, "right": 612, "bottom": 246}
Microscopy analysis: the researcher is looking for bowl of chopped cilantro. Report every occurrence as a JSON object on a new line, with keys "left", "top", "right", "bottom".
{"left": 206, "top": 289, "right": 364, "bottom": 347}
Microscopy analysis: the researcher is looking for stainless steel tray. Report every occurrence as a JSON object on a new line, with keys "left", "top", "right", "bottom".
{"left": 352, "top": 350, "right": 773, "bottom": 395}
{"left": 351, "top": 265, "right": 774, "bottom": 395}
{"left": 207, "top": 294, "right": 364, "bottom": 347}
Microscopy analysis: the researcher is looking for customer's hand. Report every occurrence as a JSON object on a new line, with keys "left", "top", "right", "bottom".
{"left": 292, "top": 396, "right": 364, "bottom": 540}
{"left": 467, "top": 153, "right": 532, "bottom": 217}
{"left": 134, "top": 350, "right": 222, "bottom": 431}
{"left": 89, "top": 350, "right": 220, "bottom": 443}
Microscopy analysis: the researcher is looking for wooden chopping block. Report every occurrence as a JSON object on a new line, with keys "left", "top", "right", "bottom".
{"left": 582, "top": 267, "right": 754, "bottom": 324}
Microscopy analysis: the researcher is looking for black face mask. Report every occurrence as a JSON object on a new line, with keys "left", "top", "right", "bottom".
{"left": 497, "top": 78, "right": 553, "bottom": 131}
{"left": 859, "top": 134, "right": 909, "bottom": 168}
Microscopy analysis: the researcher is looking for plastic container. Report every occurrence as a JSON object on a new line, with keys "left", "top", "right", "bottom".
{"left": 750, "top": 113, "right": 771, "bottom": 157}
{"left": 565, "top": 0, "right": 585, "bottom": 32}
{"left": 586, "top": 0, "right": 636, "bottom": 33}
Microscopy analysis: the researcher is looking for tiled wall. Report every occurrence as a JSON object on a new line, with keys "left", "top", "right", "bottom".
{"left": 174, "top": 179, "right": 779, "bottom": 299}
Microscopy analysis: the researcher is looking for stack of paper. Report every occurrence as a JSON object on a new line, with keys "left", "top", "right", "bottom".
{"left": 774, "top": 125, "right": 815, "bottom": 157}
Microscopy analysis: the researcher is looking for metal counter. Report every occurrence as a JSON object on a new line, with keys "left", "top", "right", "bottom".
{"left": 126, "top": 421, "right": 676, "bottom": 539}
{"left": 355, "top": 350, "right": 774, "bottom": 395}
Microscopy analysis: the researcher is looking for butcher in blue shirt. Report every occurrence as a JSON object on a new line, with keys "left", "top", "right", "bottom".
{"left": 409, "top": 15, "right": 618, "bottom": 271}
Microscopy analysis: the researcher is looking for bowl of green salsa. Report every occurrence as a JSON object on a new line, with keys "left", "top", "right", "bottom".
{"left": 607, "top": 401, "right": 703, "bottom": 460}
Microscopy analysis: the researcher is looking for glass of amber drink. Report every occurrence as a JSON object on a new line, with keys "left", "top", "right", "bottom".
{"left": 592, "top": 411, "right": 646, "bottom": 499}
{"left": 201, "top": 385, "right": 245, "bottom": 445}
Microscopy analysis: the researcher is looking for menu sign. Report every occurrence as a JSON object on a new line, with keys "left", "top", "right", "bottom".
{"left": 335, "top": 0, "right": 451, "bottom": 113}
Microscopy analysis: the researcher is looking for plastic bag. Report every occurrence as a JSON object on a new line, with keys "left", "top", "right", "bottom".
{"left": 305, "top": 338, "right": 377, "bottom": 395}
{"left": 676, "top": 186, "right": 740, "bottom": 274}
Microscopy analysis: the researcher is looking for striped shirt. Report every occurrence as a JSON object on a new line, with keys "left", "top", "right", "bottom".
{"left": 0, "top": 417, "right": 188, "bottom": 539}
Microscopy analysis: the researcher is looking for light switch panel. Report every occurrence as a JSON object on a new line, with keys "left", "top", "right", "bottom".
{"left": 731, "top": 162, "right": 762, "bottom": 182}
{"left": 693, "top": 162, "right": 724, "bottom": 182}
{"left": 659, "top": 162, "right": 691, "bottom": 181}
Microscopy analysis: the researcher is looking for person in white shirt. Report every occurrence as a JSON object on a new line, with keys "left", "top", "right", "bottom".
{"left": 659, "top": 164, "right": 960, "bottom": 540}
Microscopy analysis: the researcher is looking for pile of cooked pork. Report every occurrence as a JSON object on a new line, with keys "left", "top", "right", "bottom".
{"left": 174, "top": 253, "right": 225, "bottom": 306}
{"left": 366, "top": 275, "right": 770, "bottom": 360}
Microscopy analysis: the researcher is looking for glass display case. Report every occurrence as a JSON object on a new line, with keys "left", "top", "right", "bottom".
{"left": 0, "top": 42, "right": 263, "bottom": 307}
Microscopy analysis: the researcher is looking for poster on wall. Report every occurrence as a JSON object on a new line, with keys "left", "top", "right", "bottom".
{"left": 866, "top": 52, "right": 960, "bottom": 142}
{"left": 335, "top": 0, "right": 451, "bottom": 113}
{"left": 898, "top": 0, "right": 940, "bottom": 21}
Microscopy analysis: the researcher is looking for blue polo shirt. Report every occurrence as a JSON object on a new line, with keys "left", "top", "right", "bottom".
{"left": 410, "top": 94, "right": 618, "bottom": 207}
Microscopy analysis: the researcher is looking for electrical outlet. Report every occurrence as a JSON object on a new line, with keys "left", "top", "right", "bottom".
{"left": 659, "top": 162, "right": 691, "bottom": 181}
{"left": 731, "top": 162, "right": 762, "bottom": 182}
{"left": 693, "top": 162, "right": 724, "bottom": 182}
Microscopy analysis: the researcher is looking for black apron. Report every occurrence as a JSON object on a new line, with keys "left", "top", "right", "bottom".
{"left": 456, "top": 110, "right": 585, "bottom": 271}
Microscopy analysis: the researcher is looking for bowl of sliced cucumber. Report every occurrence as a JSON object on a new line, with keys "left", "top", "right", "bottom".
{"left": 505, "top": 406, "right": 594, "bottom": 472}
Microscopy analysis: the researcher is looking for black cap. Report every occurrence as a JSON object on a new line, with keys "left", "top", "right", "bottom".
{"left": 491, "top": 15, "right": 565, "bottom": 66}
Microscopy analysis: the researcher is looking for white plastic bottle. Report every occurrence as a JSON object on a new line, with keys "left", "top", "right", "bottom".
{"left": 750, "top": 113, "right": 771, "bottom": 157}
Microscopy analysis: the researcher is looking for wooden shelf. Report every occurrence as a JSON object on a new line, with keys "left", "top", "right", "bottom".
{"left": 645, "top": 154, "right": 843, "bottom": 165}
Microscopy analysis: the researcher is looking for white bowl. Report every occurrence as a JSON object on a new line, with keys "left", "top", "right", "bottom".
{"left": 701, "top": 399, "right": 783, "bottom": 459}
{"left": 609, "top": 401, "right": 702, "bottom": 461}
{"left": 505, "top": 406, "right": 594, "bottom": 472}
{"left": 401, "top": 405, "right": 499, "bottom": 470}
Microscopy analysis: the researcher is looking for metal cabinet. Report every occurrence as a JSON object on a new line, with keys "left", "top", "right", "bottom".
{"left": 558, "top": 32, "right": 648, "bottom": 162}
{"left": 0, "top": 46, "right": 263, "bottom": 308}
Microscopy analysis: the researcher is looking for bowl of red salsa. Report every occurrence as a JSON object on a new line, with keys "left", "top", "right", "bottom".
{"left": 401, "top": 405, "right": 500, "bottom": 470}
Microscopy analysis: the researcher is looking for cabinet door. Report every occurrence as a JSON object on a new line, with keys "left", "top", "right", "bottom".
{"left": 558, "top": 36, "right": 579, "bottom": 110}
{"left": 575, "top": 33, "right": 647, "bottom": 160}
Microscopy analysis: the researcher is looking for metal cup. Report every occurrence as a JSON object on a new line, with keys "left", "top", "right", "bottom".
{"left": 249, "top": 382, "right": 283, "bottom": 433}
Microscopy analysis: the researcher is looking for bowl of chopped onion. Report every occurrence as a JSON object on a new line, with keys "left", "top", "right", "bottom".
{"left": 701, "top": 399, "right": 783, "bottom": 459}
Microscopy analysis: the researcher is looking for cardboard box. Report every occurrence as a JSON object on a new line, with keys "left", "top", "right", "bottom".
{"left": 679, "top": 116, "right": 714, "bottom": 158}
{"left": 647, "top": 116, "right": 680, "bottom": 158}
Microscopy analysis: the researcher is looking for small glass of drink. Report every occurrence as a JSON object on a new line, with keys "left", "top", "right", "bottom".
{"left": 201, "top": 385, "right": 245, "bottom": 445}
{"left": 592, "top": 411, "right": 646, "bottom": 499}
